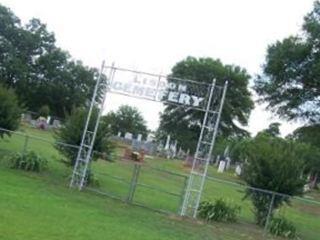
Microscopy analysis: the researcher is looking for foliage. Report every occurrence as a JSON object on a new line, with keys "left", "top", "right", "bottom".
{"left": 241, "top": 135, "right": 305, "bottom": 225}
{"left": 254, "top": 1, "right": 320, "bottom": 123}
{"left": 0, "top": 84, "right": 22, "bottom": 138}
{"left": 0, "top": 4, "right": 105, "bottom": 118}
{"left": 198, "top": 199, "right": 241, "bottom": 223}
{"left": 103, "top": 105, "right": 148, "bottom": 138}
{"left": 268, "top": 216, "right": 299, "bottom": 239}
{"left": 38, "top": 105, "right": 50, "bottom": 118}
{"left": 257, "top": 122, "right": 281, "bottom": 137}
{"left": 55, "top": 107, "right": 114, "bottom": 166}
{"left": 9, "top": 151, "right": 48, "bottom": 172}
{"left": 159, "top": 57, "right": 254, "bottom": 152}
{"left": 288, "top": 124, "right": 320, "bottom": 188}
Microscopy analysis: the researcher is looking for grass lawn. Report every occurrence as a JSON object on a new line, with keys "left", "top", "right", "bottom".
{"left": 0, "top": 126, "right": 319, "bottom": 239}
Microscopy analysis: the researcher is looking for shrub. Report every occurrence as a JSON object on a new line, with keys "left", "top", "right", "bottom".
{"left": 268, "top": 216, "right": 299, "bottom": 239}
{"left": 9, "top": 151, "right": 48, "bottom": 172}
{"left": 198, "top": 199, "right": 241, "bottom": 222}
{"left": 0, "top": 84, "right": 22, "bottom": 138}
{"left": 241, "top": 135, "right": 305, "bottom": 225}
{"left": 55, "top": 107, "right": 114, "bottom": 166}
{"left": 38, "top": 105, "right": 50, "bottom": 118}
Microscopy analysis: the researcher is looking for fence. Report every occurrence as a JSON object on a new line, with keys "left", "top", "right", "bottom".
{"left": 0, "top": 127, "right": 320, "bottom": 239}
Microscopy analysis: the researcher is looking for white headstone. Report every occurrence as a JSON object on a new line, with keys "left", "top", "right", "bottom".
{"left": 124, "top": 132, "right": 133, "bottom": 140}
{"left": 117, "top": 132, "right": 121, "bottom": 137}
{"left": 146, "top": 133, "right": 154, "bottom": 142}
{"left": 164, "top": 135, "right": 171, "bottom": 150}
{"left": 218, "top": 160, "right": 226, "bottom": 173}
{"left": 235, "top": 165, "right": 242, "bottom": 176}
{"left": 137, "top": 134, "right": 142, "bottom": 141}
{"left": 225, "top": 157, "right": 231, "bottom": 170}
{"left": 47, "top": 116, "right": 51, "bottom": 124}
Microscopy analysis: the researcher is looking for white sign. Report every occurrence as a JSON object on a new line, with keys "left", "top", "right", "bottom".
{"left": 110, "top": 71, "right": 205, "bottom": 108}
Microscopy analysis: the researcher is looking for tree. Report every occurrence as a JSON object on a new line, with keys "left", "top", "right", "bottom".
{"left": 159, "top": 57, "right": 254, "bottom": 152}
{"left": 55, "top": 107, "right": 113, "bottom": 166}
{"left": 241, "top": 134, "right": 305, "bottom": 226}
{"left": 0, "top": 4, "right": 105, "bottom": 118}
{"left": 0, "top": 85, "right": 22, "bottom": 138}
{"left": 254, "top": 1, "right": 320, "bottom": 123}
{"left": 103, "top": 105, "right": 148, "bottom": 138}
{"left": 289, "top": 124, "right": 320, "bottom": 188}
{"left": 257, "top": 122, "right": 281, "bottom": 137}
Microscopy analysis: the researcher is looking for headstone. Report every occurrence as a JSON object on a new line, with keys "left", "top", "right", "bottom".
{"left": 164, "top": 135, "right": 171, "bottom": 150}
{"left": 124, "top": 132, "right": 133, "bottom": 140}
{"left": 146, "top": 133, "right": 154, "bottom": 142}
{"left": 218, "top": 160, "right": 226, "bottom": 173}
{"left": 225, "top": 157, "right": 231, "bottom": 170}
{"left": 117, "top": 132, "right": 121, "bottom": 137}
{"left": 137, "top": 134, "right": 142, "bottom": 142}
{"left": 171, "top": 140, "right": 177, "bottom": 158}
{"left": 235, "top": 164, "right": 242, "bottom": 176}
{"left": 52, "top": 119, "right": 61, "bottom": 128}
{"left": 47, "top": 116, "right": 51, "bottom": 124}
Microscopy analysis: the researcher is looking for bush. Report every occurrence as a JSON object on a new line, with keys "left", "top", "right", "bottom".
{"left": 9, "top": 151, "right": 48, "bottom": 172}
{"left": 38, "top": 105, "right": 50, "bottom": 118}
{"left": 198, "top": 199, "right": 241, "bottom": 222}
{"left": 268, "top": 216, "right": 299, "bottom": 239}
{"left": 241, "top": 135, "right": 305, "bottom": 226}
{"left": 0, "top": 84, "right": 22, "bottom": 138}
{"left": 55, "top": 107, "right": 114, "bottom": 166}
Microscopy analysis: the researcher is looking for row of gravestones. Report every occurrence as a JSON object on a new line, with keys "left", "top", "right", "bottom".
{"left": 21, "top": 113, "right": 61, "bottom": 129}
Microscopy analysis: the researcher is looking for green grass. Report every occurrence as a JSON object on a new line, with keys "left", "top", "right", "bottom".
{"left": 0, "top": 126, "right": 319, "bottom": 239}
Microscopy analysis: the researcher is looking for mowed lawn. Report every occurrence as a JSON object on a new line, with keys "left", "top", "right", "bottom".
{"left": 0, "top": 126, "right": 319, "bottom": 239}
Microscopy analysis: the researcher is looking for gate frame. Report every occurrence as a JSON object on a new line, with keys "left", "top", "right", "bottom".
{"left": 69, "top": 61, "right": 228, "bottom": 218}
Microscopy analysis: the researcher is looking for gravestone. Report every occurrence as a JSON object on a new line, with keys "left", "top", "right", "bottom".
{"left": 46, "top": 116, "right": 51, "bottom": 124}
{"left": 235, "top": 164, "right": 242, "bottom": 176}
{"left": 52, "top": 119, "right": 61, "bottom": 128}
{"left": 164, "top": 135, "right": 171, "bottom": 150}
{"left": 225, "top": 157, "right": 231, "bottom": 170}
{"left": 218, "top": 160, "right": 226, "bottom": 173}
{"left": 137, "top": 134, "right": 142, "bottom": 142}
{"left": 146, "top": 133, "right": 154, "bottom": 142}
{"left": 124, "top": 132, "right": 133, "bottom": 140}
{"left": 117, "top": 131, "right": 121, "bottom": 137}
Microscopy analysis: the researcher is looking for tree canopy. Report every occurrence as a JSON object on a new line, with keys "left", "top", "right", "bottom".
{"left": 158, "top": 57, "right": 254, "bottom": 152}
{"left": 0, "top": 85, "right": 22, "bottom": 138}
{"left": 254, "top": 1, "right": 320, "bottom": 123}
{"left": 103, "top": 105, "right": 148, "bottom": 138}
{"left": 0, "top": 4, "right": 104, "bottom": 118}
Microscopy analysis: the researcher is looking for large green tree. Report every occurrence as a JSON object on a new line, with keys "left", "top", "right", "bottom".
{"left": 103, "top": 105, "right": 148, "bottom": 139}
{"left": 289, "top": 124, "right": 320, "bottom": 188}
{"left": 0, "top": 84, "right": 22, "bottom": 138}
{"left": 0, "top": 4, "right": 104, "bottom": 118}
{"left": 159, "top": 57, "right": 254, "bottom": 152}
{"left": 254, "top": 1, "right": 320, "bottom": 123}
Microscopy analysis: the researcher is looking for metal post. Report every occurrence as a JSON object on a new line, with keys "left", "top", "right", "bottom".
{"left": 127, "top": 163, "right": 141, "bottom": 203}
{"left": 193, "top": 81, "right": 228, "bottom": 218}
{"left": 264, "top": 192, "right": 275, "bottom": 235}
{"left": 179, "top": 176, "right": 189, "bottom": 214}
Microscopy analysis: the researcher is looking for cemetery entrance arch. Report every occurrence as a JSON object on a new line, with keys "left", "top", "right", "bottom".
{"left": 69, "top": 61, "right": 228, "bottom": 218}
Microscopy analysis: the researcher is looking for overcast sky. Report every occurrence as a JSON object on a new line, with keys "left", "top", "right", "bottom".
{"left": 2, "top": 0, "right": 315, "bottom": 136}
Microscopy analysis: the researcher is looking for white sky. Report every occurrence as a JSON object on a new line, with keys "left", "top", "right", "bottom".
{"left": 1, "top": 0, "right": 315, "bottom": 136}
